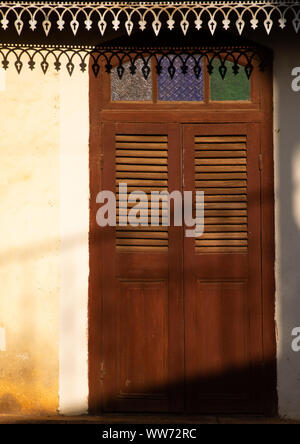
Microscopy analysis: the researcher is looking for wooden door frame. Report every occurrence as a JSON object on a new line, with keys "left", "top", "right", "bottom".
{"left": 88, "top": 55, "right": 277, "bottom": 415}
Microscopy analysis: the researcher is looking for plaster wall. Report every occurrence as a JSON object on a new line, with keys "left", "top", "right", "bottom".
{"left": 0, "top": 67, "right": 60, "bottom": 414}
{"left": 0, "top": 64, "right": 89, "bottom": 415}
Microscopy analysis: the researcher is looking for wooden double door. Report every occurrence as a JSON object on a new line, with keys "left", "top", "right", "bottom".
{"left": 92, "top": 120, "right": 269, "bottom": 414}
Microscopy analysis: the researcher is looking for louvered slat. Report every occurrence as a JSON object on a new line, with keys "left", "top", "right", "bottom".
{"left": 195, "top": 134, "right": 248, "bottom": 253}
{"left": 116, "top": 134, "right": 168, "bottom": 251}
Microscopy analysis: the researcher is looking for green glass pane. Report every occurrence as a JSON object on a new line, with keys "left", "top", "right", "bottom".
{"left": 210, "top": 60, "right": 250, "bottom": 101}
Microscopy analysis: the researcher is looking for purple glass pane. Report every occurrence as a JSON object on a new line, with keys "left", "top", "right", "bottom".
{"left": 158, "top": 56, "right": 203, "bottom": 101}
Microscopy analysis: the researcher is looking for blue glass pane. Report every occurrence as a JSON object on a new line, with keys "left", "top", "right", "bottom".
{"left": 158, "top": 56, "right": 203, "bottom": 102}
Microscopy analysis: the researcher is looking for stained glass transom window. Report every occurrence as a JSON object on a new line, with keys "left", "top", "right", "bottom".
{"left": 110, "top": 56, "right": 251, "bottom": 103}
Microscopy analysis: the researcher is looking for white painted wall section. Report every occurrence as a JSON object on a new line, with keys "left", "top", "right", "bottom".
{"left": 59, "top": 69, "right": 89, "bottom": 415}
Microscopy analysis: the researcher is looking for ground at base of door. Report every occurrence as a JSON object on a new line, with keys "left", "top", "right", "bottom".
{"left": 0, "top": 414, "right": 298, "bottom": 424}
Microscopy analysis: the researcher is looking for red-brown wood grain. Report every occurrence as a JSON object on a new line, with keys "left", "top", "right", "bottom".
{"left": 88, "top": 52, "right": 276, "bottom": 415}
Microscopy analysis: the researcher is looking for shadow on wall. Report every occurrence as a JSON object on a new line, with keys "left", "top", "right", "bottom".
{"left": 274, "top": 35, "right": 300, "bottom": 419}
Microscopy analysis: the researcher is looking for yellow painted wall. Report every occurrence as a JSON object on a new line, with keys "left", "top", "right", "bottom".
{"left": 0, "top": 67, "right": 60, "bottom": 414}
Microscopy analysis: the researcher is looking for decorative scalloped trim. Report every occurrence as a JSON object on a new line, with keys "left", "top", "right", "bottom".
{"left": 0, "top": 42, "right": 270, "bottom": 78}
{"left": 0, "top": 2, "right": 299, "bottom": 37}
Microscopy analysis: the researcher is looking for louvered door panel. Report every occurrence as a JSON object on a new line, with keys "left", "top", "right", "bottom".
{"left": 115, "top": 134, "right": 169, "bottom": 251}
{"left": 100, "top": 123, "right": 183, "bottom": 413}
{"left": 184, "top": 123, "right": 263, "bottom": 413}
{"left": 194, "top": 135, "right": 248, "bottom": 253}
